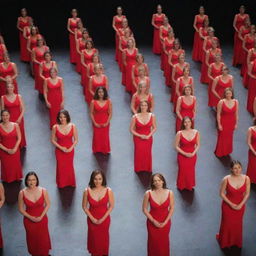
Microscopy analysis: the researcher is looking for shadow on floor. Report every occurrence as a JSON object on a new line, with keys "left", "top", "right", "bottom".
{"left": 58, "top": 187, "right": 76, "bottom": 209}
{"left": 178, "top": 189, "right": 195, "bottom": 205}
{"left": 222, "top": 246, "right": 242, "bottom": 256}
{"left": 3, "top": 181, "right": 22, "bottom": 205}
{"left": 136, "top": 172, "right": 152, "bottom": 189}
{"left": 94, "top": 153, "right": 110, "bottom": 172}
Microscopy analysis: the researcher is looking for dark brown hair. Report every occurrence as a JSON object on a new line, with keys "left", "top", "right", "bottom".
{"left": 86, "top": 39, "right": 94, "bottom": 49}
{"left": 25, "top": 171, "right": 39, "bottom": 187}
{"left": 44, "top": 51, "right": 52, "bottom": 58}
{"left": 230, "top": 160, "right": 242, "bottom": 169}
{"left": 181, "top": 116, "right": 193, "bottom": 130}
{"left": 89, "top": 170, "right": 107, "bottom": 188}
{"left": 0, "top": 109, "right": 10, "bottom": 123}
{"left": 150, "top": 173, "right": 167, "bottom": 190}
{"left": 57, "top": 109, "right": 71, "bottom": 124}
{"left": 94, "top": 87, "right": 108, "bottom": 100}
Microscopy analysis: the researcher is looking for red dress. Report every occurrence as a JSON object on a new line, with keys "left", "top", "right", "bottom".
{"left": 247, "top": 128, "right": 256, "bottom": 184}
{"left": 118, "top": 37, "right": 128, "bottom": 72}
{"left": 87, "top": 188, "right": 110, "bottom": 255}
{"left": 75, "top": 38, "right": 86, "bottom": 73}
{"left": 192, "top": 15, "right": 208, "bottom": 61}
{"left": 0, "top": 62, "right": 18, "bottom": 97}
{"left": 46, "top": 78, "right": 63, "bottom": 129}
{"left": 243, "top": 50, "right": 256, "bottom": 88}
{"left": 134, "top": 94, "right": 153, "bottom": 111}
{"left": 201, "top": 37, "right": 219, "bottom": 67}
{"left": 0, "top": 44, "right": 6, "bottom": 64}
{"left": 215, "top": 101, "right": 237, "bottom": 157}
{"left": 176, "top": 96, "right": 195, "bottom": 132}
{"left": 133, "top": 114, "right": 153, "bottom": 172}
{"left": 23, "top": 190, "right": 51, "bottom": 255}
{"left": 18, "top": 17, "right": 31, "bottom": 62}
{"left": 133, "top": 76, "right": 150, "bottom": 95}
{"left": 147, "top": 191, "right": 171, "bottom": 256}
{"left": 0, "top": 125, "right": 22, "bottom": 183}
{"left": 152, "top": 14, "right": 165, "bottom": 54}
{"left": 170, "top": 64, "right": 185, "bottom": 102}
{"left": 92, "top": 100, "right": 111, "bottom": 154}
{"left": 124, "top": 48, "right": 138, "bottom": 93}
{"left": 160, "top": 25, "right": 171, "bottom": 70}
{"left": 68, "top": 18, "right": 80, "bottom": 63}
{"left": 216, "top": 178, "right": 246, "bottom": 248}
{"left": 163, "top": 37, "right": 174, "bottom": 78}
{"left": 247, "top": 60, "right": 256, "bottom": 113}
{"left": 3, "top": 95, "right": 26, "bottom": 148}
{"left": 55, "top": 125, "right": 76, "bottom": 188}
{"left": 28, "top": 35, "right": 43, "bottom": 60}
{"left": 241, "top": 34, "right": 255, "bottom": 76}
{"left": 41, "top": 61, "right": 55, "bottom": 91}
{"left": 88, "top": 75, "right": 107, "bottom": 103}
{"left": 177, "top": 131, "right": 198, "bottom": 190}
{"left": 114, "top": 15, "right": 126, "bottom": 60}
{"left": 198, "top": 27, "right": 209, "bottom": 62}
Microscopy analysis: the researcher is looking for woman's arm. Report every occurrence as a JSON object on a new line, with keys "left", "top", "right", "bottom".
{"left": 43, "top": 79, "right": 50, "bottom": 108}
{"left": 212, "top": 77, "right": 221, "bottom": 99}
{"left": 176, "top": 97, "right": 183, "bottom": 120}
{"left": 236, "top": 176, "right": 250, "bottom": 209}
{"left": 193, "top": 97, "right": 197, "bottom": 118}
{"left": 193, "top": 15, "right": 198, "bottom": 32}
{"left": 39, "top": 189, "right": 50, "bottom": 219}
{"left": 216, "top": 100, "right": 223, "bottom": 131}
{"left": 130, "top": 115, "right": 143, "bottom": 138}
{"left": 89, "top": 77, "right": 94, "bottom": 96}
{"left": 162, "top": 190, "right": 175, "bottom": 226}
{"left": 67, "top": 19, "right": 74, "bottom": 34}
{"left": 130, "top": 94, "right": 137, "bottom": 114}
{"left": 11, "top": 63, "right": 18, "bottom": 80}
{"left": 104, "top": 100, "right": 112, "bottom": 126}
{"left": 89, "top": 101, "right": 100, "bottom": 128}
{"left": 82, "top": 189, "right": 99, "bottom": 224}
{"left": 175, "top": 78, "right": 181, "bottom": 98}
{"left": 51, "top": 125, "right": 66, "bottom": 152}
{"left": 12, "top": 124, "right": 21, "bottom": 153}
{"left": 147, "top": 114, "right": 157, "bottom": 139}
{"left": 60, "top": 79, "right": 64, "bottom": 108}
{"left": 174, "top": 131, "right": 190, "bottom": 157}
{"left": 16, "top": 95, "right": 25, "bottom": 124}
{"left": 233, "top": 14, "right": 238, "bottom": 32}
{"left": 192, "top": 131, "right": 200, "bottom": 155}
{"left": 242, "top": 35, "right": 249, "bottom": 52}
{"left": 247, "top": 128, "right": 256, "bottom": 155}
{"left": 207, "top": 64, "right": 214, "bottom": 81}
{"left": 0, "top": 183, "right": 5, "bottom": 208}
{"left": 68, "top": 124, "right": 78, "bottom": 151}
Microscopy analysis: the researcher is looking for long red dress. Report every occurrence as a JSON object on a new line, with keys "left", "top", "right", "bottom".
{"left": 247, "top": 128, "right": 256, "bottom": 184}
{"left": 0, "top": 44, "right": 6, "bottom": 64}
{"left": 133, "top": 114, "right": 153, "bottom": 172}
{"left": 176, "top": 96, "right": 196, "bottom": 132}
{"left": 17, "top": 16, "right": 31, "bottom": 62}
{"left": 160, "top": 25, "right": 171, "bottom": 70}
{"left": 28, "top": 35, "right": 43, "bottom": 61}
{"left": 152, "top": 14, "right": 165, "bottom": 54}
{"left": 247, "top": 60, "right": 256, "bottom": 114}
{"left": 243, "top": 49, "right": 256, "bottom": 88}
{"left": 118, "top": 36, "right": 128, "bottom": 72}
{"left": 40, "top": 61, "right": 55, "bottom": 92}
{"left": 241, "top": 34, "right": 255, "bottom": 76}
{"left": 198, "top": 26, "right": 209, "bottom": 62}
{"left": 3, "top": 95, "right": 26, "bottom": 148}
{"left": 192, "top": 15, "right": 208, "bottom": 61}
{"left": 88, "top": 75, "right": 107, "bottom": 104}
{"left": 162, "top": 37, "right": 174, "bottom": 78}
{"left": 23, "top": 190, "right": 51, "bottom": 255}
{"left": 201, "top": 36, "right": 219, "bottom": 68}
{"left": 216, "top": 178, "right": 246, "bottom": 248}
{"left": 177, "top": 131, "right": 198, "bottom": 190}
{"left": 75, "top": 38, "right": 86, "bottom": 73}
{"left": 92, "top": 100, "right": 111, "bottom": 154}
{"left": 215, "top": 101, "right": 237, "bottom": 157}
{"left": 113, "top": 15, "right": 126, "bottom": 60}
{"left": 0, "top": 124, "right": 22, "bottom": 183}
{"left": 46, "top": 78, "right": 63, "bottom": 129}
{"left": 147, "top": 191, "right": 171, "bottom": 256}
{"left": 87, "top": 188, "right": 110, "bottom": 255}
{"left": 55, "top": 125, "right": 76, "bottom": 188}
{"left": 0, "top": 224, "right": 3, "bottom": 248}
{"left": 68, "top": 18, "right": 80, "bottom": 63}
{"left": 0, "top": 62, "right": 19, "bottom": 97}
{"left": 21, "top": 27, "right": 31, "bottom": 62}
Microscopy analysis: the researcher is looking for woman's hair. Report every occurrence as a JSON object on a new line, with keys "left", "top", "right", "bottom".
{"left": 223, "top": 87, "right": 234, "bottom": 99}
{"left": 137, "top": 81, "right": 148, "bottom": 95}
{"left": 56, "top": 109, "right": 71, "bottom": 124}
{"left": 182, "top": 85, "right": 193, "bottom": 95}
{"left": 137, "top": 100, "right": 150, "bottom": 113}
{"left": 94, "top": 86, "right": 109, "bottom": 100}
{"left": 88, "top": 170, "right": 107, "bottom": 188}
{"left": 136, "top": 53, "right": 144, "bottom": 62}
{"left": 230, "top": 160, "right": 242, "bottom": 169}
{"left": 181, "top": 116, "right": 193, "bottom": 130}
{"left": 25, "top": 171, "right": 39, "bottom": 187}
{"left": 150, "top": 173, "right": 167, "bottom": 190}
{"left": 44, "top": 51, "right": 52, "bottom": 58}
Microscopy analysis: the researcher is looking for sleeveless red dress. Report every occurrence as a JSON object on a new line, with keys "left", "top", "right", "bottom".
{"left": 0, "top": 125, "right": 22, "bottom": 183}
{"left": 68, "top": 18, "right": 80, "bottom": 63}
{"left": 247, "top": 60, "right": 256, "bottom": 113}
{"left": 46, "top": 78, "right": 63, "bottom": 129}
{"left": 192, "top": 15, "right": 208, "bottom": 61}
{"left": 163, "top": 37, "right": 174, "bottom": 78}
{"left": 160, "top": 25, "right": 171, "bottom": 70}
{"left": 23, "top": 190, "right": 51, "bottom": 255}
{"left": 134, "top": 94, "right": 152, "bottom": 111}
{"left": 216, "top": 178, "right": 246, "bottom": 248}
{"left": 198, "top": 27, "right": 209, "bottom": 62}
{"left": 133, "top": 114, "right": 153, "bottom": 172}
{"left": 114, "top": 15, "right": 126, "bottom": 60}
{"left": 118, "top": 37, "right": 128, "bottom": 72}
{"left": 18, "top": 16, "right": 31, "bottom": 61}
{"left": 201, "top": 37, "right": 218, "bottom": 66}
{"left": 75, "top": 38, "right": 86, "bottom": 73}
{"left": 247, "top": 128, "right": 256, "bottom": 184}
{"left": 33, "top": 46, "right": 49, "bottom": 93}
{"left": 243, "top": 50, "right": 256, "bottom": 88}
{"left": 241, "top": 34, "right": 255, "bottom": 76}
{"left": 88, "top": 75, "right": 107, "bottom": 103}
{"left": 87, "top": 188, "right": 110, "bottom": 255}
{"left": 92, "top": 100, "right": 111, "bottom": 154}
{"left": 133, "top": 63, "right": 148, "bottom": 80}
{"left": 152, "top": 14, "right": 165, "bottom": 54}
{"left": 147, "top": 191, "right": 171, "bottom": 256}
{"left": 176, "top": 96, "right": 195, "bottom": 132}
{"left": 0, "top": 62, "right": 18, "bottom": 96}
{"left": 0, "top": 44, "right": 6, "bottom": 64}
{"left": 28, "top": 35, "right": 43, "bottom": 57}
{"left": 170, "top": 64, "right": 185, "bottom": 102}
{"left": 21, "top": 27, "right": 31, "bottom": 62}
{"left": 209, "top": 76, "right": 232, "bottom": 107}
{"left": 124, "top": 48, "right": 138, "bottom": 93}
{"left": 215, "top": 101, "right": 237, "bottom": 157}
{"left": 40, "top": 61, "right": 54, "bottom": 93}
{"left": 3, "top": 95, "right": 26, "bottom": 148}
{"left": 177, "top": 131, "right": 198, "bottom": 190}
{"left": 55, "top": 125, "right": 76, "bottom": 188}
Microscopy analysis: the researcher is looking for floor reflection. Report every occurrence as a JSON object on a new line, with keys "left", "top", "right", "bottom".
{"left": 136, "top": 172, "right": 152, "bottom": 189}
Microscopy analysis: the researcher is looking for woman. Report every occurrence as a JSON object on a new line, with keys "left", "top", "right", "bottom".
{"left": 176, "top": 85, "right": 196, "bottom": 132}
{"left": 1, "top": 82, "right": 26, "bottom": 148}
{"left": 0, "top": 53, "right": 19, "bottom": 97}
{"left": 39, "top": 51, "right": 58, "bottom": 96}
{"left": 22, "top": 25, "right": 32, "bottom": 62}
{"left": 142, "top": 173, "right": 174, "bottom": 256}
{"left": 18, "top": 171, "right": 51, "bottom": 256}
{"left": 112, "top": 6, "right": 126, "bottom": 61}
{"left": 215, "top": 88, "right": 238, "bottom": 157}
{"left": 247, "top": 121, "right": 256, "bottom": 184}
{"left": 192, "top": 6, "right": 208, "bottom": 62}
{"left": 132, "top": 66, "right": 150, "bottom": 95}
{"left": 131, "top": 81, "right": 154, "bottom": 114}
{"left": 82, "top": 170, "right": 114, "bottom": 256}
{"left": 131, "top": 53, "right": 149, "bottom": 86}
{"left": 216, "top": 160, "right": 250, "bottom": 248}
{"left": 198, "top": 18, "right": 209, "bottom": 62}
{"left": 210, "top": 66, "right": 233, "bottom": 108}
{"left": 0, "top": 39, "right": 7, "bottom": 64}
{"left": 122, "top": 39, "right": 138, "bottom": 93}
{"left": 175, "top": 117, "right": 200, "bottom": 190}
{"left": 88, "top": 64, "right": 109, "bottom": 104}
{"left": 130, "top": 101, "right": 157, "bottom": 172}
{"left": 0, "top": 109, "right": 22, "bottom": 182}
{"left": 31, "top": 38, "right": 49, "bottom": 93}
{"left": 51, "top": 110, "right": 78, "bottom": 188}
{"left": 17, "top": 8, "right": 33, "bottom": 62}
{"left": 233, "top": 5, "right": 250, "bottom": 66}
{"left": 247, "top": 58, "right": 256, "bottom": 113}
{"left": 0, "top": 183, "right": 4, "bottom": 249}
{"left": 43, "top": 68, "right": 64, "bottom": 129}
{"left": 90, "top": 87, "right": 112, "bottom": 154}
{"left": 67, "top": 9, "right": 81, "bottom": 64}
{"left": 152, "top": 5, "right": 166, "bottom": 55}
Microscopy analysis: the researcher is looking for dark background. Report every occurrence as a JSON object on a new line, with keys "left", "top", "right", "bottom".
{"left": 1, "top": 0, "right": 256, "bottom": 51}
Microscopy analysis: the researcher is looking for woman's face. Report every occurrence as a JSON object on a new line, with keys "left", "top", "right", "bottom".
{"left": 117, "top": 7, "right": 122, "bottom": 15}
{"left": 140, "top": 101, "right": 148, "bottom": 112}
{"left": 204, "top": 19, "right": 209, "bottom": 27}
{"left": 199, "top": 7, "right": 205, "bottom": 15}
{"left": 174, "top": 42, "right": 180, "bottom": 50}
{"left": 231, "top": 164, "right": 242, "bottom": 176}
{"left": 183, "top": 118, "right": 192, "bottom": 129}
{"left": 86, "top": 42, "right": 92, "bottom": 49}
{"left": 94, "top": 174, "right": 103, "bottom": 187}
{"left": 72, "top": 10, "right": 77, "bottom": 18}
{"left": 183, "top": 68, "right": 189, "bottom": 76}
{"left": 21, "top": 8, "right": 27, "bottom": 17}
{"left": 157, "top": 5, "right": 162, "bottom": 14}
{"left": 93, "top": 56, "right": 99, "bottom": 63}
{"left": 59, "top": 113, "right": 67, "bottom": 125}
{"left": 209, "top": 30, "right": 214, "bottom": 37}
{"left": 137, "top": 55, "right": 143, "bottom": 64}
{"left": 239, "top": 6, "right": 245, "bottom": 14}
{"left": 153, "top": 175, "right": 164, "bottom": 189}
{"left": 128, "top": 39, "right": 134, "bottom": 48}
{"left": 6, "top": 83, "right": 14, "bottom": 94}
{"left": 122, "top": 20, "right": 128, "bottom": 28}
{"left": 184, "top": 87, "right": 192, "bottom": 96}
{"left": 179, "top": 54, "right": 185, "bottom": 62}
{"left": 1, "top": 111, "right": 10, "bottom": 123}
{"left": 212, "top": 41, "right": 218, "bottom": 49}
{"left": 215, "top": 55, "right": 221, "bottom": 62}
{"left": 82, "top": 32, "right": 89, "bottom": 40}
{"left": 4, "top": 54, "right": 10, "bottom": 63}
{"left": 45, "top": 53, "right": 51, "bottom": 62}
{"left": 139, "top": 69, "right": 145, "bottom": 76}
{"left": 31, "top": 27, "right": 37, "bottom": 35}
{"left": 77, "top": 21, "right": 83, "bottom": 29}
{"left": 27, "top": 175, "right": 37, "bottom": 188}
{"left": 225, "top": 90, "right": 233, "bottom": 99}
{"left": 222, "top": 67, "right": 229, "bottom": 75}
{"left": 95, "top": 66, "right": 102, "bottom": 75}
{"left": 139, "top": 83, "right": 147, "bottom": 93}
{"left": 163, "top": 17, "right": 168, "bottom": 25}
{"left": 37, "top": 39, "right": 43, "bottom": 46}
{"left": 97, "top": 88, "right": 104, "bottom": 98}
{"left": 50, "top": 69, "right": 57, "bottom": 78}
